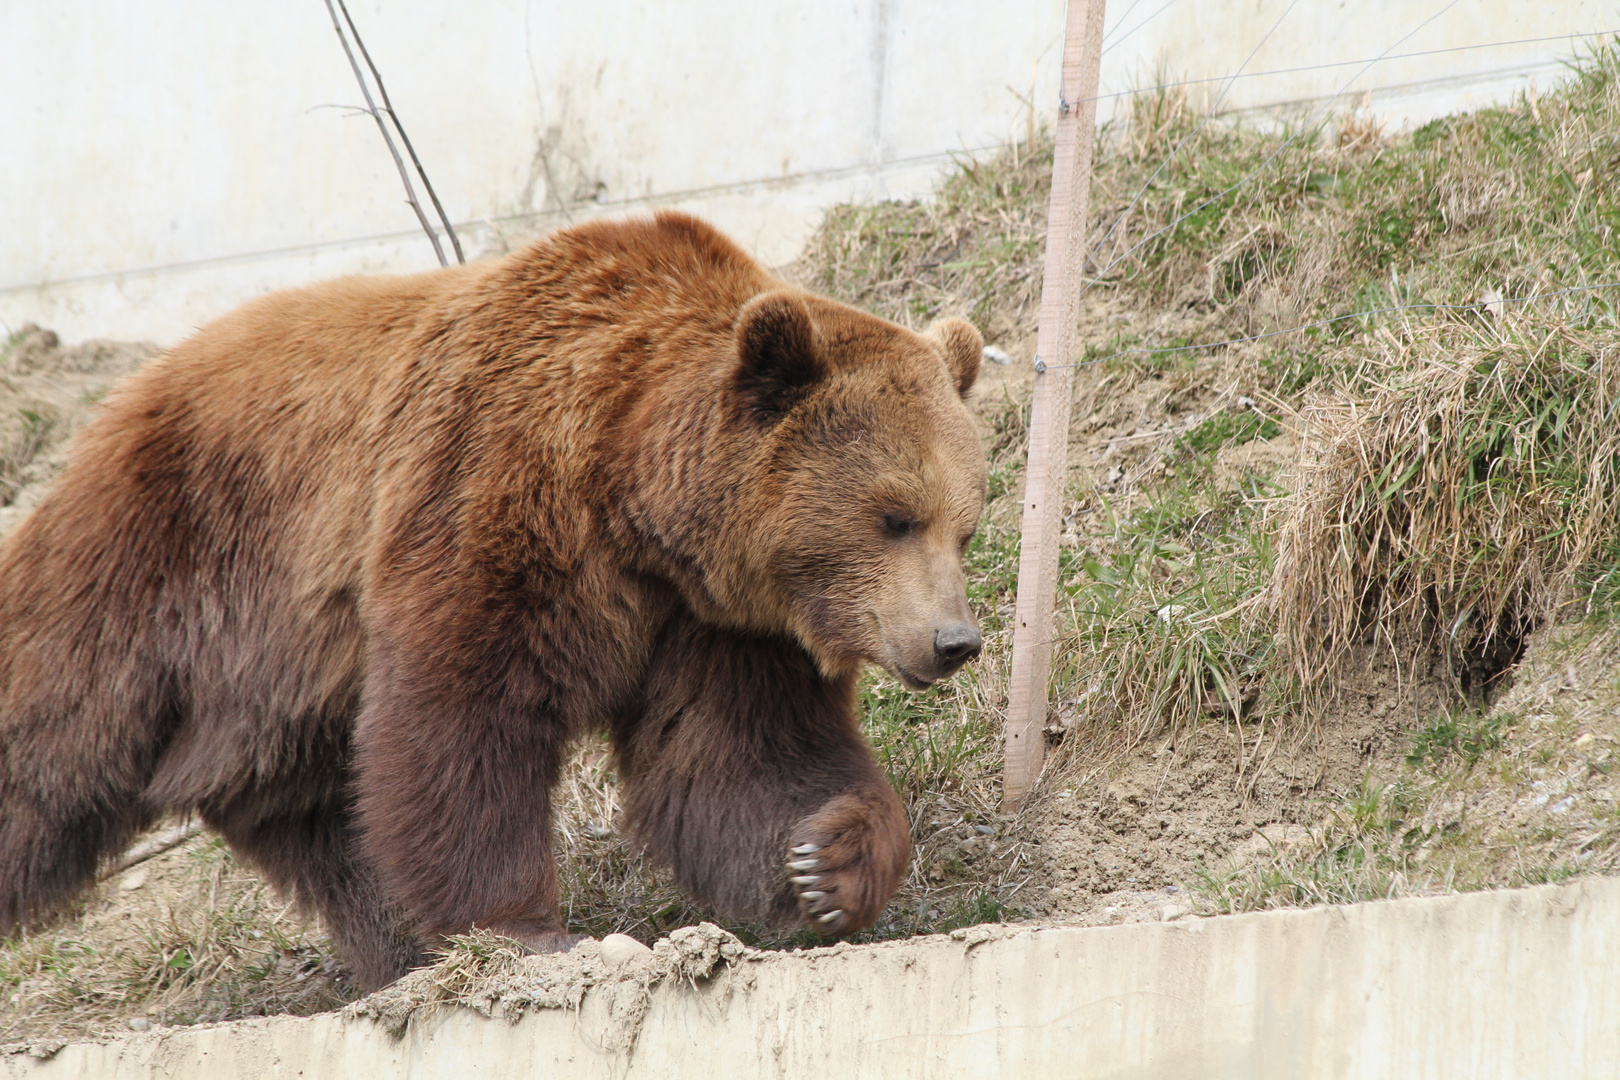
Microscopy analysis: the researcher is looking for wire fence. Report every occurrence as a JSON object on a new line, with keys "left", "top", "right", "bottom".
{"left": 1029, "top": 5, "right": 1619, "bottom": 375}
{"left": 1078, "top": 28, "right": 1620, "bottom": 110}
{"left": 1034, "top": 283, "right": 1620, "bottom": 373}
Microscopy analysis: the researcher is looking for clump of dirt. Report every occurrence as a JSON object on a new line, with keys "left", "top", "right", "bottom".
{"left": 1017, "top": 641, "right": 1474, "bottom": 926}
{"left": 350, "top": 923, "right": 744, "bottom": 1051}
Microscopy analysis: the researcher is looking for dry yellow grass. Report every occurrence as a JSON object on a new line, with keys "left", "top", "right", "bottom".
{"left": 1273, "top": 315, "right": 1620, "bottom": 699}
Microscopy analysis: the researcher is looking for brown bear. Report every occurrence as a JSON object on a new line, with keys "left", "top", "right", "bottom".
{"left": 0, "top": 211, "right": 986, "bottom": 989}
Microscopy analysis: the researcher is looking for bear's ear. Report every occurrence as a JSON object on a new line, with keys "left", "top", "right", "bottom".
{"left": 733, "top": 291, "right": 827, "bottom": 422}
{"left": 925, "top": 317, "right": 982, "bottom": 397}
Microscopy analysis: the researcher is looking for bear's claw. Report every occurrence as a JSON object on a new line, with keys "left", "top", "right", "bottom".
{"left": 787, "top": 851, "right": 841, "bottom": 925}
{"left": 786, "top": 790, "right": 909, "bottom": 938}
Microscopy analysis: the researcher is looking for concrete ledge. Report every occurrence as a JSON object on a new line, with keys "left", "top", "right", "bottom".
{"left": 8, "top": 877, "right": 1618, "bottom": 1079}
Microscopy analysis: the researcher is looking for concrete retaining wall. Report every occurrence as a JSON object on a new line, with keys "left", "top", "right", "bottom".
{"left": 8, "top": 876, "right": 1618, "bottom": 1079}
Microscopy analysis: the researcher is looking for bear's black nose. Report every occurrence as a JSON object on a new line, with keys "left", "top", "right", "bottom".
{"left": 933, "top": 623, "right": 982, "bottom": 670}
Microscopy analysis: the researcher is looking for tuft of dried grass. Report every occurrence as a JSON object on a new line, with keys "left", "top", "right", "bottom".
{"left": 799, "top": 141, "right": 1053, "bottom": 341}
{"left": 0, "top": 407, "right": 55, "bottom": 508}
{"left": 1272, "top": 312, "right": 1620, "bottom": 696}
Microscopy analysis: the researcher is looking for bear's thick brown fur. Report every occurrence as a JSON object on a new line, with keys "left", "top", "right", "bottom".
{"left": 0, "top": 212, "right": 986, "bottom": 988}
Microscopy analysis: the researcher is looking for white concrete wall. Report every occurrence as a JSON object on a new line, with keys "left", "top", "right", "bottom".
{"left": 2, "top": 1, "right": 1615, "bottom": 345}
{"left": 1095, "top": 0, "right": 1619, "bottom": 131}
{"left": 9, "top": 877, "right": 1620, "bottom": 1079}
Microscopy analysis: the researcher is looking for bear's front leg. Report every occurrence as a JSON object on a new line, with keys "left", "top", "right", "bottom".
{"left": 786, "top": 785, "right": 910, "bottom": 935}
{"left": 615, "top": 619, "right": 911, "bottom": 937}
{"left": 352, "top": 642, "right": 578, "bottom": 956}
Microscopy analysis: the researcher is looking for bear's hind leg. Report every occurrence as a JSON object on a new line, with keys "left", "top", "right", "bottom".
{"left": 0, "top": 673, "right": 169, "bottom": 936}
{"left": 205, "top": 800, "right": 425, "bottom": 991}
{"left": 0, "top": 786, "right": 152, "bottom": 937}
{"left": 614, "top": 620, "right": 910, "bottom": 937}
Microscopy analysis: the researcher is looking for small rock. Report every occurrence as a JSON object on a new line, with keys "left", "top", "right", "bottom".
{"left": 599, "top": 933, "right": 653, "bottom": 971}
{"left": 118, "top": 868, "right": 148, "bottom": 891}
{"left": 1159, "top": 904, "right": 1190, "bottom": 922}
{"left": 583, "top": 822, "right": 614, "bottom": 841}
{"left": 127, "top": 1017, "right": 151, "bottom": 1032}
{"left": 973, "top": 824, "right": 995, "bottom": 836}
{"left": 1574, "top": 733, "right": 1595, "bottom": 748}
{"left": 1550, "top": 796, "right": 1576, "bottom": 814}
{"left": 981, "top": 345, "right": 1013, "bottom": 366}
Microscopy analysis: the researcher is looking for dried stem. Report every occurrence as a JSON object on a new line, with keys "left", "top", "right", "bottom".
{"left": 322, "top": 0, "right": 451, "bottom": 267}
{"left": 335, "top": 0, "right": 464, "bottom": 265}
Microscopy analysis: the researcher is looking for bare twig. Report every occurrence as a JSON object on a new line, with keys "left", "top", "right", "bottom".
{"left": 322, "top": 0, "right": 452, "bottom": 267}
{"left": 335, "top": 0, "right": 464, "bottom": 265}
{"left": 105, "top": 820, "right": 204, "bottom": 877}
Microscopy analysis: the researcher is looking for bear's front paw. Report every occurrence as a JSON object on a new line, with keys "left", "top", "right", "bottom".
{"left": 786, "top": 790, "right": 910, "bottom": 937}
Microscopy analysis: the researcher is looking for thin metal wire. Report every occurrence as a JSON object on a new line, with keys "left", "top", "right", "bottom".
{"left": 1078, "top": 28, "right": 1620, "bottom": 109}
{"left": 1033, "top": 282, "right": 1620, "bottom": 373}
{"left": 322, "top": 0, "right": 448, "bottom": 267}
{"left": 335, "top": 0, "right": 464, "bottom": 265}
{"left": 1086, "top": 0, "right": 1304, "bottom": 277}
{"left": 1100, "top": 0, "right": 1152, "bottom": 48}
{"left": 1101, "top": 0, "right": 1181, "bottom": 57}
{"left": 1079, "top": 0, "right": 1465, "bottom": 300}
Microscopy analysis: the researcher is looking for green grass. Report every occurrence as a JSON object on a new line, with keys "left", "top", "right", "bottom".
{"left": 0, "top": 836, "right": 352, "bottom": 1044}
{"left": 1177, "top": 411, "right": 1280, "bottom": 457}
{"left": 1050, "top": 459, "right": 1280, "bottom": 749}
{"left": 1406, "top": 708, "right": 1516, "bottom": 769}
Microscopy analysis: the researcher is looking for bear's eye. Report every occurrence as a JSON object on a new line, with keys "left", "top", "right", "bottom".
{"left": 881, "top": 513, "right": 919, "bottom": 540}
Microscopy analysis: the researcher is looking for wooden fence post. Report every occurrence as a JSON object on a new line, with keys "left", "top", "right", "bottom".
{"left": 1002, "top": 0, "right": 1107, "bottom": 811}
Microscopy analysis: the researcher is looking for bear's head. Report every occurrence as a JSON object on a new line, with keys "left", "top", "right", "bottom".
{"left": 723, "top": 290, "right": 988, "bottom": 688}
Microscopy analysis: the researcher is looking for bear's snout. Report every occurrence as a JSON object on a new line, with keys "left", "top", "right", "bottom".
{"left": 932, "top": 622, "right": 981, "bottom": 672}
{"left": 884, "top": 613, "right": 982, "bottom": 689}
